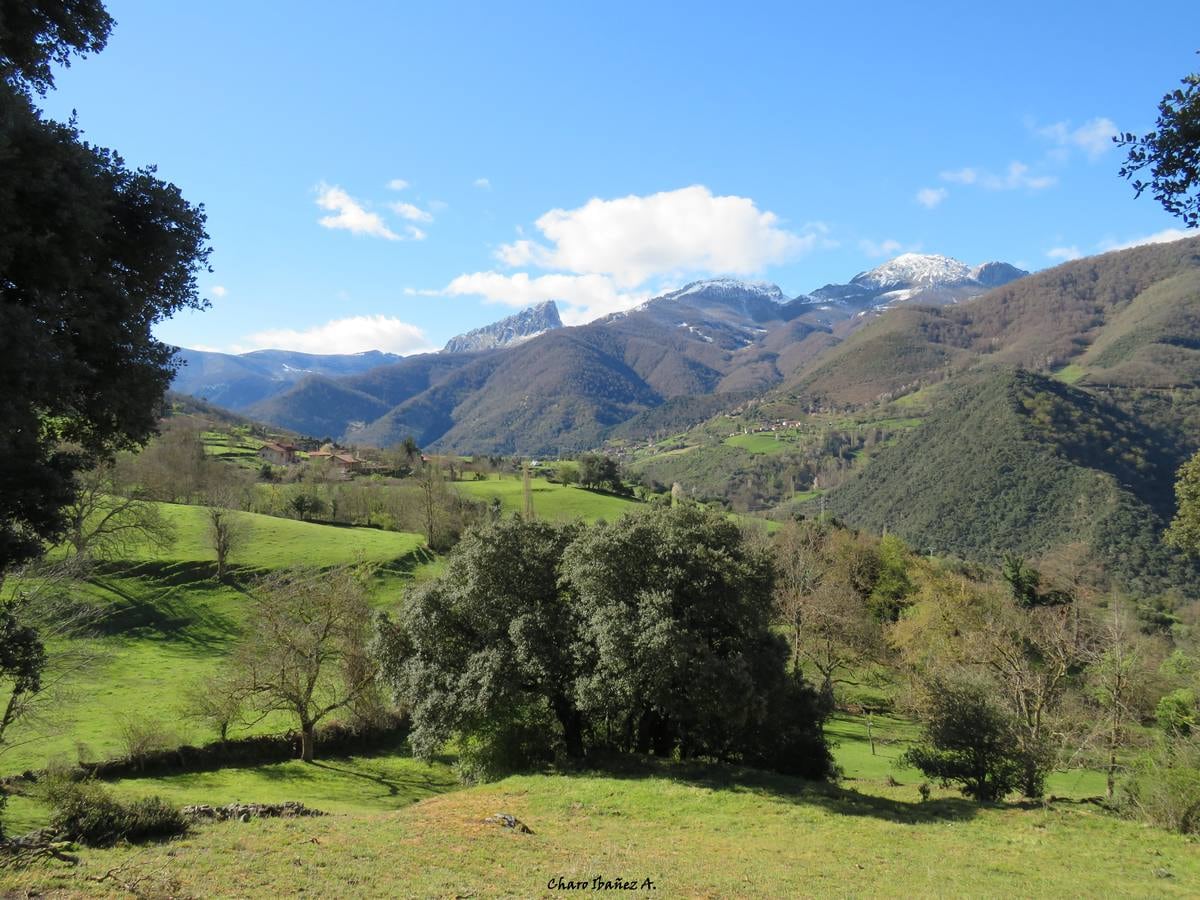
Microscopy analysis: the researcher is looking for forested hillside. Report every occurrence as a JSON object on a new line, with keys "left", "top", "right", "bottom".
{"left": 824, "top": 369, "right": 1200, "bottom": 592}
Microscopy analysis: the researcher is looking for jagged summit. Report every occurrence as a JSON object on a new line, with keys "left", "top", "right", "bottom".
{"left": 442, "top": 300, "right": 563, "bottom": 354}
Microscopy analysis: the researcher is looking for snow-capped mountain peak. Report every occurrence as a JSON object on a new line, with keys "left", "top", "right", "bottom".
{"left": 667, "top": 278, "right": 786, "bottom": 303}
{"left": 442, "top": 300, "right": 563, "bottom": 354}
{"left": 851, "top": 253, "right": 975, "bottom": 291}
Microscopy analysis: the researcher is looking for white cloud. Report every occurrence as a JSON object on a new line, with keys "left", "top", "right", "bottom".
{"left": 495, "top": 185, "right": 822, "bottom": 288}
{"left": 915, "top": 187, "right": 947, "bottom": 209}
{"left": 443, "top": 272, "right": 650, "bottom": 325}
{"left": 210, "top": 285, "right": 228, "bottom": 298}
{"left": 860, "top": 238, "right": 906, "bottom": 257}
{"left": 315, "top": 183, "right": 399, "bottom": 240}
{"left": 1046, "top": 246, "right": 1082, "bottom": 262}
{"left": 405, "top": 225, "right": 427, "bottom": 241}
{"left": 939, "top": 162, "right": 1055, "bottom": 192}
{"left": 387, "top": 178, "right": 409, "bottom": 191}
{"left": 1099, "top": 228, "right": 1195, "bottom": 252}
{"left": 1035, "top": 117, "right": 1117, "bottom": 160}
{"left": 238, "top": 315, "right": 433, "bottom": 355}
{"left": 474, "top": 177, "right": 491, "bottom": 189}
{"left": 940, "top": 168, "right": 978, "bottom": 185}
{"left": 390, "top": 201, "right": 433, "bottom": 223}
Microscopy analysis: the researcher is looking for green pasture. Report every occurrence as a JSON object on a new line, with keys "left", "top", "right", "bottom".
{"left": 452, "top": 476, "right": 642, "bottom": 522}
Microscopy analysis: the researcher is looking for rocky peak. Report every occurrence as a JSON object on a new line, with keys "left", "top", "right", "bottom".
{"left": 442, "top": 301, "right": 563, "bottom": 354}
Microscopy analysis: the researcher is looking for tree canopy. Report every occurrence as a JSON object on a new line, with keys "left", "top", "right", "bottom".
{"left": 0, "top": 0, "right": 211, "bottom": 571}
{"left": 384, "top": 506, "right": 832, "bottom": 780}
{"left": 1117, "top": 53, "right": 1200, "bottom": 228}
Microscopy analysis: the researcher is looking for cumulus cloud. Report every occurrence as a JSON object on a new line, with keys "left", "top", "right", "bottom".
{"left": 474, "top": 177, "right": 491, "bottom": 189}
{"left": 387, "top": 178, "right": 409, "bottom": 191}
{"left": 1035, "top": 117, "right": 1117, "bottom": 159}
{"left": 210, "top": 285, "right": 228, "bottom": 298}
{"left": 443, "top": 272, "right": 651, "bottom": 325}
{"left": 390, "top": 201, "right": 433, "bottom": 223}
{"left": 315, "top": 183, "right": 399, "bottom": 240}
{"left": 1099, "top": 228, "right": 1195, "bottom": 252}
{"left": 238, "top": 315, "right": 433, "bottom": 355}
{"left": 915, "top": 187, "right": 947, "bottom": 208}
{"left": 494, "top": 185, "right": 821, "bottom": 288}
{"left": 860, "top": 238, "right": 907, "bottom": 257}
{"left": 437, "top": 186, "right": 828, "bottom": 324}
{"left": 1046, "top": 246, "right": 1082, "bottom": 262}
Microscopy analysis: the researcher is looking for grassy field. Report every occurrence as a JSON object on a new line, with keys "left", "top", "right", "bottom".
{"left": 1051, "top": 363, "right": 1089, "bottom": 384}
{"left": 452, "top": 475, "right": 642, "bottom": 522}
{"left": 724, "top": 432, "right": 797, "bottom": 454}
{"left": 5, "top": 746, "right": 1196, "bottom": 897}
{"left": 1, "top": 505, "right": 429, "bottom": 774}
{"left": 3, "top": 705, "right": 1185, "bottom": 896}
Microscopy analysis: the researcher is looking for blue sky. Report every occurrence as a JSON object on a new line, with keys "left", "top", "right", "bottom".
{"left": 40, "top": 0, "right": 1200, "bottom": 355}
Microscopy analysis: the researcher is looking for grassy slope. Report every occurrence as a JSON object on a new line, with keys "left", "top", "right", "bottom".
{"left": 6, "top": 729, "right": 1195, "bottom": 897}
{"left": 452, "top": 476, "right": 642, "bottom": 522}
{"left": 1, "top": 505, "right": 428, "bottom": 773}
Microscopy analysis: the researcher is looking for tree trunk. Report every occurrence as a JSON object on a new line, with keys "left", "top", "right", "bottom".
{"left": 552, "top": 697, "right": 585, "bottom": 759}
{"left": 300, "top": 723, "right": 315, "bottom": 762}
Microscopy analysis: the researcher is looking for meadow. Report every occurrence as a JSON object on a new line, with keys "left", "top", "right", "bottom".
{"left": 4, "top": 714, "right": 1193, "bottom": 897}
{"left": 452, "top": 475, "right": 642, "bottom": 522}
{"left": 3, "top": 480, "right": 1197, "bottom": 897}
{"left": 2, "top": 504, "right": 429, "bottom": 775}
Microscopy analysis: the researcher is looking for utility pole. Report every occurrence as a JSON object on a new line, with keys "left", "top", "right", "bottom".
{"left": 522, "top": 462, "right": 535, "bottom": 520}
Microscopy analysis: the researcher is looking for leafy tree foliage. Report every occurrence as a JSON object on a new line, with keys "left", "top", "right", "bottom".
{"left": 1117, "top": 54, "right": 1200, "bottom": 228}
{"left": 1167, "top": 450, "right": 1200, "bottom": 555}
{"left": 384, "top": 506, "right": 832, "bottom": 779}
{"left": 388, "top": 517, "right": 583, "bottom": 761}
{"left": 902, "top": 673, "right": 1024, "bottom": 803}
{"left": 576, "top": 452, "right": 622, "bottom": 491}
{"left": 0, "top": 2, "right": 211, "bottom": 572}
{"left": 0, "top": 0, "right": 113, "bottom": 96}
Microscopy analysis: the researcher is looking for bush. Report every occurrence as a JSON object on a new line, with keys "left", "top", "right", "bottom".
{"left": 1119, "top": 738, "right": 1200, "bottom": 833}
{"left": 902, "top": 674, "right": 1024, "bottom": 802}
{"left": 1156, "top": 688, "right": 1197, "bottom": 736}
{"left": 452, "top": 701, "right": 560, "bottom": 785}
{"left": 41, "top": 774, "right": 187, "bottom": 846}
{"left": 118, "top": 714, "right": 181, "bottom": 768}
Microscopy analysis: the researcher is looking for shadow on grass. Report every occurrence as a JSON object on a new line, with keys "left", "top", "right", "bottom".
{"left": 570, "top": 756, "right": 981, "bottom": 825}
{"left": 85, "top": 568, "right": 241, "bottom": 650}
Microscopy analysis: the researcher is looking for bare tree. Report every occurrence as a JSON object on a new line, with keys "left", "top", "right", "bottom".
{"left": 181, "top": 674, "right": 245, "bottom": 744}
{"left": 773, "top": 520, "right": 828, "bottom": 674}
{"left": 1081, "top": 607, "right": 1163, "bottom": 801}
{"left": 0, "top": 559, "right": 106, "bottom": 767}
{"left": 62, "top": 464, "right": 176, "bottom": 560}
{"left": 416, "top": 461, "right": 444, "bottom": 549}
{"left": 229, "top": 567, "right": 378, "bottom": 762}
{"left": 207, "top": 507, "right": 243, "bottom": 582}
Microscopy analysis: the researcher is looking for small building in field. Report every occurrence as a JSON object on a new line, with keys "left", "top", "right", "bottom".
{"left": 258, "top": 441, "right": 299, "bottom": 465}
{"left": 309, "top": 449, "right": 361, "bottom": 474}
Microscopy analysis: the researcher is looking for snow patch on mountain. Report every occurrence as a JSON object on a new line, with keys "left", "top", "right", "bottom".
{"left": 851, "top": 253, "right": 975, "bottom": 291}
{"left": 442, "top": 301, "right": 563, "bottom": 353}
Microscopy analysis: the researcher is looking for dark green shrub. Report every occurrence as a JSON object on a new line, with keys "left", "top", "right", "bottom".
{"left": 902, "top": 674, "right": 1024, "bottom": 802}
{"left": 42, "top": 774, "right": 186, "bottom": 846}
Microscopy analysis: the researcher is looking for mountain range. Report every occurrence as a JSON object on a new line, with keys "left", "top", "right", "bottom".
{"left": 168, "top": 237, "right": 1200, "bottom": 590}
{"left": 172, "top": 252, "right": 1027, "bottom": 450}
